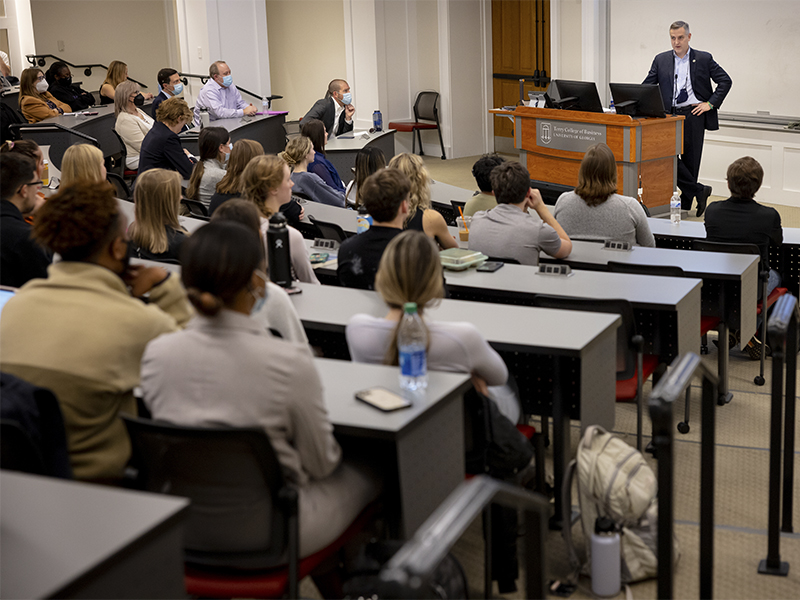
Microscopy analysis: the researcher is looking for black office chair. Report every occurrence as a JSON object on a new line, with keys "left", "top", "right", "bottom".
{"left": 308, "top": 215, "right": 347, "bottom": 243}
{"left": 107, "top": 172, "right": 132, "bottom": 201}
{"left": 283, "top": 120, "right": 301, "bottom": 143}
{"left": 111, "top": 128, "right": 139, "bottom": 180}
{"left": 181, "top": 198, "right": 210, "bottom": 220}
{"left": 531, "top": 295, "right": 663, "bottom": 452}
{"left": 0, "top": 420, "right": 49, "bottom": 476}
{"left": 691, "top": 240, "right": 788, "bottom": 387}
{"left": 387, "top": 91, "right": 446, "bottom": 159}
{"left": 122, "top": 416, "right": 376, "bottom": 599}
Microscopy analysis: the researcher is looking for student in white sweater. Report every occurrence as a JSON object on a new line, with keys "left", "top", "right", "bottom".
{"left": 553, "top": 143, "right": 655, "bottom": 247}
{"left": 346, "top": 230, "right": 520, "bottom": 423}
{"left": 114, "top": 80, "right": 154, "bottom": 170}
{"left": 241, "top": 155, "right": 319, "bottom": 285}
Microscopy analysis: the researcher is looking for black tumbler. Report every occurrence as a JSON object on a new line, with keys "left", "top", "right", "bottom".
{"left": 267, "top": 212, "right": 292, "bottom": 287}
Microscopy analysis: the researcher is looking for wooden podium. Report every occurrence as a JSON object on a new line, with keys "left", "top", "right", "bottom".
{"left": 491, "top": 107, "right": 684, "bottom": 214}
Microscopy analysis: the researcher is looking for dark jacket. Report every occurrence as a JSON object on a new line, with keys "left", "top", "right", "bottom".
{"left": 301, "top": 97, "right": 353, "bottom": 137}
{"left": 704, "top": 196, "right": 782, "bottom": 270}
{"left": 337, "top": 225, "right": 402, "bottom": 290}
{"left": 151, "top": 90, "right": 169, "bottom": 119}
{"left": 643, "top": 48, "right": 732, "bottom": 131}
{"left": 129, "top": 226, "right": 187, "bottom": 263}
{"left": 308, "top": 153, "right": 345, "bottom": 193}
{"left": 139, "top": 121, "right": 194, "bottom": 179}
{"left": 48, "top": 81, "right": 94, "bottom": 112}
{"left": 0, "top": 201, "right": 51, "bottom": 288}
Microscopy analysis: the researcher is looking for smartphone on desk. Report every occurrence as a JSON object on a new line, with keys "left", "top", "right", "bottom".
{"left": 477, "top": 261, "right": 504, "bottom": 272}
{"left": 355, "top": 387, "right": 412, "bottom": 412}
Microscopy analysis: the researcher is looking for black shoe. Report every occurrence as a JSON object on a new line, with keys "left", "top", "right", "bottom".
{"left": 744, "top": 335, "right": 769, "bottom": 360}
{"left": 696, "top": 185, "right": 712, "bottom": 217}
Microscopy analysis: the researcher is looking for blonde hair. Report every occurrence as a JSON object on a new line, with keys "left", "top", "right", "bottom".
{"left": 216, "top": 139, "right": 264, "bottom": 195}
{"left": 61, "top": 144, "right": 104, "bottom": 185}
{"left": 278, "top": 136, "right": 312, "bottom": 169}
{"left": 114, "top": 80, "right": 140, "bottom": 117}
{"left": 388, "top": 153, "right": 431, "bottom": 223}
{"left": 129, "top": 169, "right": 184, "bottom": 254}
{"left": 156, "top": 97, "right": 193, "bottom": 126}
{"left": 102, "top": 61, "right": 128, "bottom": 89}
{"left": 375, "top": 230, "right": 443, "bottom": 365}
{"left": 20, "top": 68, "right": 46, "bottom": 100}
{"left": 241, "top": 155, "right": 287, "bottom": 218}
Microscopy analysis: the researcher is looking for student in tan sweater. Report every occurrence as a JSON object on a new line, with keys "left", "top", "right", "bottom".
{"left": 0, "top": 180, "right": 192, "bottom": 481}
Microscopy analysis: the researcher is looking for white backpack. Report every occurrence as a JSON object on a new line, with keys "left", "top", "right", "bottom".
{"left": 562, "top": 425, "right": 679, "bottom": 583}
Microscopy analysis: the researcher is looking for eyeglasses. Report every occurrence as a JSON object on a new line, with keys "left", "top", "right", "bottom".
{"left": 18, "top": 180, "right": 43, "bottom": 194}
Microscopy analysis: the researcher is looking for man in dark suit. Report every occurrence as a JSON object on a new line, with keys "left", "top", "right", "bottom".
{"left": 643, "top": 20, "right": 732, "bottom": 216}
{"left": 300, "top": 79, "right": 354, "bottom": 139}
{"left": 151, "top": 68, "right": 184, "bottom": 119}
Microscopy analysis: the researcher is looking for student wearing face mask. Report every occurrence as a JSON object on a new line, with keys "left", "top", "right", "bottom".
{"left": 151, "top": 68, "right": 184, "bottom": 119}
{"left": 193, "top": 60, "right": 257, "bottom": 126}
{"left": 19, "top": 67, "right": 70, "bottom": 123}
{"left": 185, "top": 126, "right": 231, "bottom": 207}
{"left": 114, "top": 80, "right": 155, "bottom": 171}
{"left": 45, "top": 62, "right": 95, "bottom": 112}
{"left": 300, "top": 79, "right": 354, "bottom": 139}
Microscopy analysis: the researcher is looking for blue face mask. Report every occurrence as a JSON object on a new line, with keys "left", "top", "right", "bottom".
{"left": 341, "top": 92, "right": 352, "bottom": 105}
{"left": 222, "top": 75, "right": 233, "bottom": 87}
{"left": 250, "top": 271, "right": 268, "bottom": 315}
{"left": 172, "top": 82, "right": 184, "bottom": 96}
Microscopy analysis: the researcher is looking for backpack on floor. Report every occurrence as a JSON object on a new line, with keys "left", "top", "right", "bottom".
{"left": 563, "top": 425, "right": 679, "bottom": 583}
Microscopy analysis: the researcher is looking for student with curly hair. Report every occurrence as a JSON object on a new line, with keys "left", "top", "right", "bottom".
{"left": 0, "top": 179, "right": 192, "bottom": 481}
{"left": 139, "top": 97, "right": 195, "bottom": 178}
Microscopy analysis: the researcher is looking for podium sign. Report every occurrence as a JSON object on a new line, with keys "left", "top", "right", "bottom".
{"left": 536, "top": 120, "right": 606, "bottom": 153}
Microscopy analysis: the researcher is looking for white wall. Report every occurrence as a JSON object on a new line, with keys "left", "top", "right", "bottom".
{"left": 174, "top": 0, "right": 210, "bottom": 106}
{"left": 29, "top": 0, "right": 173, "bottom": 96}
{"left": 0, "top": 0, "right": 36, "bottom": 77}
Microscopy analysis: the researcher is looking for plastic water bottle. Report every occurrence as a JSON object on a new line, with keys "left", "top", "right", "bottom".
{"left": 591, "top": 517, "right": 621, "bottom": 597}
{"left": 42, "top": 160, "right": 49, "bottom": 187}
{"left": 267, "top": 213, "right": 292, "bottom": 287}
{"left": 398, "top": 303, "right": 428, "bottom": 392}
{"left": 372, "top": 110, "right": 383, "bottom": 132}
{"left": 356, "top": 204, "right": 373, "bottom": 233}
{"left": 670, "top": 190, "right": 682, "bottom": 225}
{"left": 262, "top": 96, "right": 269, "bottom": 114}
{"left": 609, "top": 98, "right": 616, "bottom": 113}
{"left": 199, "top": 107, "right": 210, "bottom": 129}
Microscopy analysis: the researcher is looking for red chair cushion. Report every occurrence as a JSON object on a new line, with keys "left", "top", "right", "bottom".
{"left": 123, "top": 169, "right": 138, "bottom": 178}
{"left": 387, "top": 121, "right": 439, "bottom": 132}
{"left": 616, "top": 354, "right": 661, "bottom": 401}
{"left": 516, "top": 424, "right": 537, "bottom": 440}
{"left": 185, "top": 503, "right": 378, "bottom": 598}
{"left": 700, "top": 315, "right": 721, "bottom": 335}
{"left": 756, "top": 287, "right": 788, "bottom": 316}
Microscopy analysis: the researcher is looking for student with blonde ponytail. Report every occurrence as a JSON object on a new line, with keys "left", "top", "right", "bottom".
{"left": 346, "top": 230, "right": 520, "bottom": 422}
{"left": 278, "top": 136, "right": 345, "bottom": 207}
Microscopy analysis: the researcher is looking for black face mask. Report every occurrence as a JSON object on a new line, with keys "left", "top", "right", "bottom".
{"left": 133, "top": 93, "right": 145, "bottom": 107}
{"left": 56, "top": 76, "right": 72, "bottom": 87}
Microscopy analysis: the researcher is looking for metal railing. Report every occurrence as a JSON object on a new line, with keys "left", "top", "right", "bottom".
{"left": 379, "top": 475, "right": 550, "bottom": 599}
{"left": 177, "top": 72, "right": 281, "bottom": 107}
{"left": 25, "top": 54, "right": 148, "bottom": 88}
{"left": 649, "top": 353, "right": 719, "bottom": 599}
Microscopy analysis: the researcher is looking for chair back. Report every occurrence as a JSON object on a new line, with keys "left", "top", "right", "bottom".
{"left": 487, "top": 256, "right": 521, "bottom": 264}
{"left": 109, "top": 128, "right": 129, "bottom": 176}
{"left": 122, "top": 415, "right": 295, "bottom": 570}
{"left": 414, "top": 91, "right": 440, "bottom": 123}
{"left": 181, "top": 198, "right": 210, "bottom": 220}
{"left": 692, "top": 240, "right": 762, "bottom": 270}
{"left": 607, "top": 262, "right": 685, "bottom": 278}
{"left": 308, "top": 215, "right": 347, "bottom": 243}
{"left": 532, "top": 295, "right": 638, "bottom": 380}
{"left": 283, "top": 120, "right": 301, "bottom": 142}
{"left": 0, "top": 419, "right": 48, "bottom": 476}
{"left": 107, "top": 172, "right": 131, "bottom": 201}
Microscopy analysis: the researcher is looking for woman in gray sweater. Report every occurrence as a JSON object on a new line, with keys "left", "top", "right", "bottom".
{"left": 554, "top": 143, "right": 655, "bottom": 247}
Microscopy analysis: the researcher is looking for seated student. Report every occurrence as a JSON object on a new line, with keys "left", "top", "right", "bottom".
{"left": 185, "top": 126, "right": 230, "bottom": 207}
{"left": 387, "top": 153, "right": 458, "bottom": 250}
{"left": 241, "top": 154, "right": 320, "bottom": 284}
{"left": 302, "top": 118, "right": 345, "bottom": 193}
{"left": 464, "top": 154, "right": 505, "bottom": 217}
{"left": 0, "top": 180, "right": 192, "bottom": 481}
{"left": 470, "top": 161, "right": 572, "bottom": 265}
{"left": 114, "top": 80, "right": 155, "bottom": 171}
{"left": 210, "top": 199, "right": 308, "bottom": 345}
{"left": 45, "top": 61, "right": 95, "bottom": 112}
{"left": 279, "top": 136, "right": 346, "bottom": 208}
{"left": 346, "top": 230, "right": 521, "bottom": 423}
{"left": 140, "top": 221, "right": 380, "bottom": 558}
{"left": 138, "top": 97, "right": 195, "bottom": 179}
{"left": 300, "top": 79, "right": 354, "bottom": 138}
{"left": 192, "top": 60, "right": 257, "bottom": 125}
{"left": 0, "top": 153, "right": 50, "bottom": 287}
{"left": 0, "top": 139, "right": 47, "bottom": 224}
{"left": 151, "top": 68, "right": 184, "bottom": 118}
{"left": 704, "top": 156, "right": 783, "bottom": 358}
{"left": 19, "top": 67, "right": 70, "bottom": 123}
{"left": 208, "top": 139, "right": 263, "bottom": 215}
{"left": 128, "top": 169, "right": 189, "bottom": 262}
{"left": 554, "top": 143, "right": 655, "bottom": 247}
{"left": 337, "top": 168, "right": 409, "bottom": 290}
{"left": 100, "top": 60, "right": 153, "bottom": 105}
{"left": 61, "top": 143, "right": 106, "bottom": 185}
{"left": 346, "top": 146, "right": 386, "bottom": 207}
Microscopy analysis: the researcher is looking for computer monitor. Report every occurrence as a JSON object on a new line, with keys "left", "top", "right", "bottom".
{"left": 609, "top": 83, "right": 667, "bottom": 118}
{"left": 552, "top": 80, "right": 604, "bottom": 113}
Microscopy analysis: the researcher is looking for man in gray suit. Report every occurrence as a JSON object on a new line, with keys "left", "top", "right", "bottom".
{"left": 300, "top": 79, "right": 354, "bottom": 138}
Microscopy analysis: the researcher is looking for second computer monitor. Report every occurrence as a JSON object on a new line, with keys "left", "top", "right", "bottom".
{"left": 553, "top": 80, "right": 604, "bottom": 113}
{"left": 609, "top": 83, "right": 667, "bottom": 118}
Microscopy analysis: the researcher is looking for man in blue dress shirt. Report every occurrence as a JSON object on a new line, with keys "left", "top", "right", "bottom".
{"left": 193, "top": 61, "right": 257, "bottom": 126}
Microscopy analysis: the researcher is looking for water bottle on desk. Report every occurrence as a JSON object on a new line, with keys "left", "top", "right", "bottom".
{"left": 372, "top": 110, "right": 383, "bottom": 132}
{"left": 199, "top": 107, "right": 210, "bottom": 129}
{"left": 267, "top": 213, "right": 293, "bottom": 288}
{"left": 262, "top": 96, "right": 269, "bottom": 114}
{"left": 670, "top": 190, "right": 682, "bottom": 225}
{"left": 356, "top": 204, "right": 372, "bottom": 233}
{"left": 398, "top": 302, "right": 427, "bottom": 392}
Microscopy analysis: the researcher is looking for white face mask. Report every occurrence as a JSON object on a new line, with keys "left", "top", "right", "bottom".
{"left": 36, "top": 80, "right": 49, "bottom": 93}
{"left": 249, "top": 271, "right": 268, "bottom": 315}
